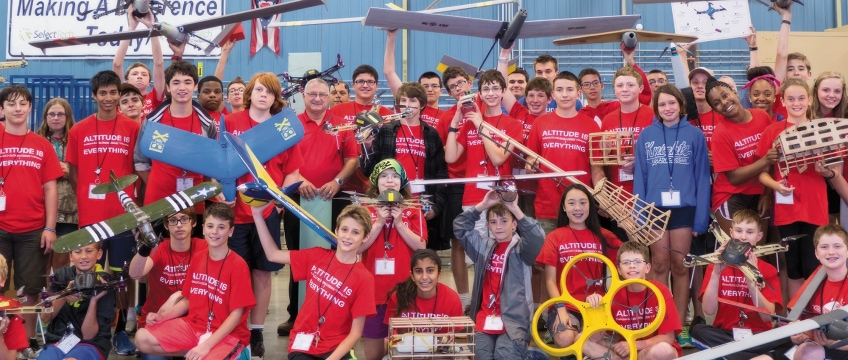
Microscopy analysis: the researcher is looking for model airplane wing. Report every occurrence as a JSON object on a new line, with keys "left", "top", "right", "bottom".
{"left": 29, "top": 0, "right": 325, "bottom": 49}
{"left": 363, "top": 7, "right": 639, "bottom": 39}
{"left": 53, "top": 182, "right": 222, "bottom": 252}
{"left": 409, "top": 171, "right": 586, "bottom": 186}
{"left": 224, "top": 132, "right": 338, "bottom": 247}
{"left": 139, "top": 107, "right": 303, "bottom": 200}
{"left": 679, "top": 306, "right": 848, "bottom": 360}
{"left": 553, "top": 29, "right": 697, "bottom": 46}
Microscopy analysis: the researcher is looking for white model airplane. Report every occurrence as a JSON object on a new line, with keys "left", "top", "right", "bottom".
{"left": 28, "top": 0, "right": 324, "bottom": 50}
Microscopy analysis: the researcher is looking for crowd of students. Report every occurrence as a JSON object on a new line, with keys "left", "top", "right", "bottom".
{"left": 2, "top": 2, "right": 848, "bottom": 360}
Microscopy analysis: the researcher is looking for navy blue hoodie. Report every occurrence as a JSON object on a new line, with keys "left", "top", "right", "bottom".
{"left": 634, "top": 117, "right": 711, "bottom": 233}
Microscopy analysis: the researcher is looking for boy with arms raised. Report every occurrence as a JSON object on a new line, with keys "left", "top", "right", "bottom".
{"left": 584, "top": 241, "right": 680, "bottom": 360}
{"left": 690, "top": 209, "right": 786, "bottom": 360}
{"left": 383, "top": 29, "right": 444, "bottom": 127}
{"left": 0, "top": 85, "right": 63, "bottom": 356}
{"left": 135, "top": 203, "right": 255, "bottom": 359}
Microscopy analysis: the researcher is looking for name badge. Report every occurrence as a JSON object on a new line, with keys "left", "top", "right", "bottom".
{"left": 476, "top": 174, "right": 493, "bottom": 190}
{"left": 0, "top": 194, "right": 6, "bottom": 211}
{"left": 177, "top": 177, "right": 194, "bottom": 192}
{"left": 732, "top": 328, "right": 753, "bottom": 341}
{"left": 775, "top": 191, "right": 794, "bottom": 205}
{"left": 661, "top": 190, "right": 681, "bottom": 206}
{"left": 483, "top": 315, "right": 504, "bottom": 331}
{"left": 375, "top": 258, "right": 396, "bottom": 275}
{"left": 410, "top": 181, "right": 425, "bottom": 194}
{"left": 291, "top": 333, "right": 314, "bottom": 351}
{"left": 88, "top": 184, "right": 105, "bottom": 200}
{"left": 57, "top": 333, "right": 81, "bottom": 353}
{"left": 618, "top": 168, "right": 634, "bottom": 182}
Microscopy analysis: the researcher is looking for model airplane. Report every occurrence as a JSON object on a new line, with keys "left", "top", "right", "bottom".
{"left": 0, "top": 55, "right": 27, "bottom": 83}
{"left": 92, "top": 0, "right": 175, "bottom": 20}
{"left": 323, "top": 107, "right": 414, "bottom": 144}
{"left": 632, "top": 0, "right": 803, "bottom": 9}
{"left": 411, "top": 172, "right": 583, "bottom": 202}
{"left": 138, "top": 108, "right": 302, "bottom": 201}
{"left": 269, "top": 0, "right": 515, "bottom": 28}
{"left": 435, "top": 54, "right": 518, "bottom": 83}
{"left": 552, "top": 29, "right": 697, "bottom": 47}
{"left": 342, "top": 191, "right": 433, "bottom": 212}
{"left": 38, "top": 271, "right": 129, "bottom": 306}
{"left": 52, "top": 171, "right": 221, "bottom": 253}
{"left": 226, "top": 131, "right": 339, "bottom": 247}
{"left": 680, "top": 219, "right": 800, "bottom": 289}
{"left": 363, "top": 7, "right": 640, "bottom": 49}
{"left": 280, "top": 53, "right": 345, "bottom": 101}
{"left": 28, "top": 0, "right": 324, "bottom": 50}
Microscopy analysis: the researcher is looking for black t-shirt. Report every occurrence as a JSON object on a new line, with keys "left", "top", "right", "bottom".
{"left": 46, "top": 266, "right": 115, "bottom": 358}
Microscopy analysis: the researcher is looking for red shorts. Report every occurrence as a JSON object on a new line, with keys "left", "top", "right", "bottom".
{"left": 146, "top": 318, "right": 243, "bottom": 359}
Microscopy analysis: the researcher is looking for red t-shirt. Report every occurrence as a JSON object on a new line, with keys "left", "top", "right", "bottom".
{"left": 600, "top": 104, "right": 655, "bottom": 194}
{"left": 142, "top": 88, "right": 163, "bottom": 119}
{"left": 181, "top": 250, "right": 256, "bottom": 346}
{"left": 140, "top": 238, "right": 208, "bottom": 328}
{"left": 225, "top": 112, "right": 304, "bottom": 224}
{"left": 611, "top": 280, "right": 682, "bottom": 356}
{"left": 0, "top": 131, "right": 63, "bottom": 232}
{"left": 66, "top": 114, "right": 140, "bottom": 226}
{"left": 536, "top": 227, "right": 621, "bottom": 300}
{"left": 436, "top": 105, "right": 467, "bottom": 179}
{"left": 329, "top": 101, "right": 393, "bottom": 194}
{"left": 788, "top": 266, "right": 848, "bottom": 318}
{"left": 455, "top": 114, "right": 523, "bottom": 205}
{"left": 297, "top": 112, "right": 358, "bottom": 187}
{"left": 289, "top": 248, "right": 376, "bottom": 356}
{"left": 475, "top": 241, "right": 509, "bottom": 334}
{"left": 143, "top": 111, "right": 207, "bottom": 214}
{"left": 756, "top": 120, "right": 828, "bottom": 226}
{"left": 579, "top": 100, "right": 620, "bottom": 127}
{"left": 710, "top": 109, "right": 772, "bottom": 211}
{"left": 507, "top": 104, "right": 537, "bottom": 193}
{"left": 364, "top": 207, "right": 427, "bottom": 304}
{"left": 0, "top": 296, "right": 27, "bottom": 351}
{"left": 383, "top": 282, "right": 463, "bottom": 334}
{"left": 526, "top": 112, "right": 599, "bottom": 219}
{"left": 394, "top": 123, "right": 426, "bottom": 181}
{"left": 420, "top": 106, "right": 443, "bottom": 128}
{"left": 688, "top": 110, "right": 725, "bottom": 151}
{"left": 700, "top": 263, "right": 782, "bottom": 333}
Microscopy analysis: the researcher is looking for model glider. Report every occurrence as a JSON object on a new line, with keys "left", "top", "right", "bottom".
{"left": 632, "top": 0, "right": 803, "bottom": 9}
{"left": 553, "top": 29, "right": 697, "bottom": 46}
{"left": 52, "top": 171, "right": 221, "bottom": 253}
{"left": 28, "top": 0, "right": 325, "bottom": 50}
{"left": 342, "top": 191, "right": 433, "bottom": 213}
{"left": 138, "top": 107, "right": 303, "bottom": 201}
{"left": 226, "top": 132, "right": 339, "bottom": 247}
{"left": 363, "top": 7, "right": 641, "bottom": 48}
{"left": 0, "top": 55, "right": 27, "bottom": 83}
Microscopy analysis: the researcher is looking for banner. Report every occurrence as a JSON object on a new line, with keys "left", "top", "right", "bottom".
{"left": 671, "top": 1, "right": 751, "bottom": 44}
{"left": 249, "top": 0, "right": 281, "bottom": 57}
{"left": 7, "top": 0, "right": 227, "bottom": 59}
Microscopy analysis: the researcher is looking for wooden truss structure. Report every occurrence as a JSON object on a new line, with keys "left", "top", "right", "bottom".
{"left": 589, "top": 131, "right": 634, "bottom": 166}
{"left": 387, "top": 316, "right": 476, "bottom": 359}
{"left": 774, "top": 118, "right": 848, "bottom": 177}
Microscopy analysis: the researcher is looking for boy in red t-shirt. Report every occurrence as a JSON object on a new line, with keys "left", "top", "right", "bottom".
{"left": 584, "top": 241, "right": 680, "bottom": 360}
{"left": 0, "top": 254, "right": 30, "bottom": 358}
{"left": 111, "top": 5, "right": 165, "bottom": 118}
{"left": 0, "top": 85, "right": 64, "bottom": 350}
{"left": 690, "top": 209, "right": 787, "bottom": 359}
{"left": 135, "top": 203, "right": 256, "bottom": 359}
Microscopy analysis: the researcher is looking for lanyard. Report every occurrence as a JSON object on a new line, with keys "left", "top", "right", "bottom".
{"left": 316, "top": 253, "right": 357, "bottom": 329}
{"left": 818, "top": 276, "right": 848, "bottom": 314}
{"left": 168, "top": 241, "right": 193, "bottom": 292}
{"left": 662, "top": 121, "right": 682, "bottom": 190}
{"left": 92, "top": 116, "right": 118, "bottom": 181}
{"left": 618, "top": 105, "right": 642, "bottom": 133}
{"left": 399, "top": 123, "right": 421, "bottom": 178}
{"left": 204, "top": 250, "right": 229, "bottom": 333}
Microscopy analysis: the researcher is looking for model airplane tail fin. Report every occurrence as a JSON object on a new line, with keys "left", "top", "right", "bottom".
{"left": 92, "top": 170, "right": 138, "bottom": 195}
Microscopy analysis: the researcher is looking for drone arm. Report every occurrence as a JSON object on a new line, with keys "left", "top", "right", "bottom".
{"left": 382, "top": 30, "right": 403, "bottom": 98}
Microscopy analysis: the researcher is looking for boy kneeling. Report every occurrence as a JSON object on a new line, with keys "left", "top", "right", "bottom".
{"left": 136, "top": 203, "right": 256, "bottom": 359}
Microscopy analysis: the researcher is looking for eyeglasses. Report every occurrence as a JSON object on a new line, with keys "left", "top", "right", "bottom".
{"left": 47, "top": 112, "right": 66, "bottom": 118}
{"left": 480, "top": 87, "right": 503, "bottom": 94}
{"left": 354, "top": 79, "right": 377, "bottom": 86}
{"left": 421, "top": 84, "right": 441, "bottom": 90}
{"left": 305, "top": 92, "right": 329, "bottom": 99}
{"left": 448, "top": 79, "right": 468, "bottom": 91}
{"left": 167, "top": 217, "right": 192, "bottom": 226}
{"left": 228, "top": 88, "right": 244, "bottom": 94}
{"left": 620, "top": 259, "right": 646, "bottom": 266}
{"left": 581, "top": 81, "right": 601, "bottom": 89}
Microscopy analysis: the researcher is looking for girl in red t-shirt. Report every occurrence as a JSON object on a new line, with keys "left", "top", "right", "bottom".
{"left": 384, "top": 249, "right": 463, "bottom": 337}
{"left": 536, "top": 184, "right": 622, "bottom": 348}
{"left": 810, "top": 72, "right": 847, "bottom": 119}
{"left": 360, "top": 158, "right": 427, "bottom": 360}
{"left": 757, "top": 79, "right": 834, "bottom": 296}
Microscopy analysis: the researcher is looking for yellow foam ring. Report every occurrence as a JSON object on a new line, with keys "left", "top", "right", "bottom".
{"left": 530, "top": 253, "right": 666, "bottom": 359}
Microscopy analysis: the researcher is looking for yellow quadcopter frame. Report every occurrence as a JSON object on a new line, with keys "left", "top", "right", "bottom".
{"left": 530, "top": 253, "right": 666, "bottom": 359}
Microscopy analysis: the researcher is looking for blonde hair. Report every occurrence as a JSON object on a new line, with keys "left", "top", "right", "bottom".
{"left": 36, "top": 98, "right": 74, "bottom": 143}
{"left": 811, "top": 71, "right": 847, "bottom": 119}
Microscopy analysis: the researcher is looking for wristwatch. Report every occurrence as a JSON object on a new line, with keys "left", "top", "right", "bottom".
{"left": 335, "top": 178, "right": 344, "bottom": 185}
{"left": 448, "top": 126, "right": 459, "bottom": 133}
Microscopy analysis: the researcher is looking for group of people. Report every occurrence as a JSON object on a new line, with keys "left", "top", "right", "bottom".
{"left": 1, "top": 2, "right": 848, "bottom": 360}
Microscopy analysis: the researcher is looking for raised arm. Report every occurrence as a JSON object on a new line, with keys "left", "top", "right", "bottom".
{"left": 214, "top": 40, "right": 235, "bottom": 81}
{"left": 497, "top": 47, "right": 517, "bottom": 112}
{"left": 383, "top": 29, "right": 403, "bottom": 97}
{"left": 745, "top": 25, "right": 759, "bottom": 67}
{"left": 112, "top": 6, "right": 141, "bottom": 77}
{"left": 772, "top": 4, "right": 793, "bottom": 82}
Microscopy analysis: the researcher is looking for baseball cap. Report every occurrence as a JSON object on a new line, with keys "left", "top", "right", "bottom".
{"left": 688, "top": 67, "right": 715, "bottom": 81}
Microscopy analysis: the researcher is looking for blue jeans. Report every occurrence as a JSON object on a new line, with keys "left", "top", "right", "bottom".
{"left": 475, "top": 332, "right": 527, "bottom": 360}
{"left": 37, "top": 344, "right": 102, "bottom": 360}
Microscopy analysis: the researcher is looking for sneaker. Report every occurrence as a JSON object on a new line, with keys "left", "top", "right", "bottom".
{"left": 677, "top": 327, "right": 694, "bottom": 348}
{"left": 112, "top": 331, "right": 137, "bottom": 355}
{"left": 277, "top": 320, "right": 294, "bottom": 336}
{"left": 250, "top": 329, "right": 265, "bottom": 358}
{"left": 18, "top": 338, "right": 40, "bottom": 359}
